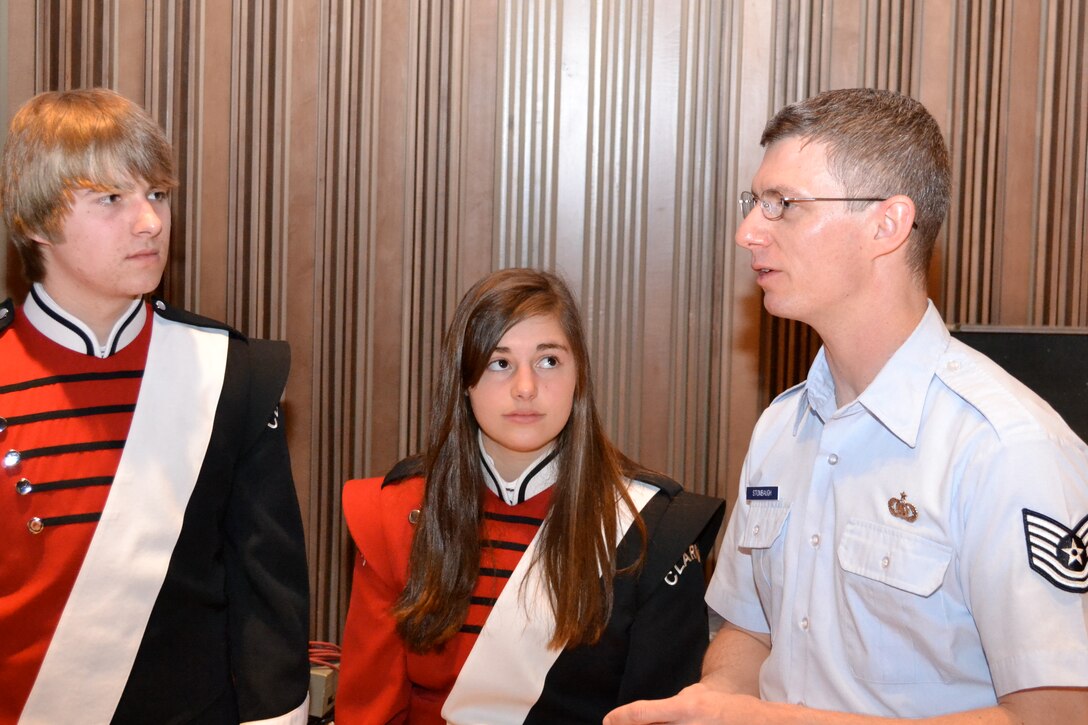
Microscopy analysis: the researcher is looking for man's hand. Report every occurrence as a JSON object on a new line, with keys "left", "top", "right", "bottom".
{"left": 604, "top": 684, "right": 1088, "bottom": 725}
{"left": 603, "top": 683, "right": 788, "bottom": 725}
{"left": 602, "top": 620, "right": 781, "bottom": 724}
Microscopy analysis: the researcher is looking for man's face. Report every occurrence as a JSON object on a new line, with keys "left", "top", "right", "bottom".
{"left": 35, "top": 176, "right": 171, "bottom": 313}
{"left": 735, "top": 137, "right": 874, "bottom": 330}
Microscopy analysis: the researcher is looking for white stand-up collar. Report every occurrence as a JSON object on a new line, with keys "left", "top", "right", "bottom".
{"left": 23, "top": 283, "right": 147, "bottom": 358}
{"left": 477, "top": 431, "right": 558, "bottom": 506}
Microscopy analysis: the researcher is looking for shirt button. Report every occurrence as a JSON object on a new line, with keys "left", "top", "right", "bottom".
{"left": 799, "top": 616, "right": 810, "bottom": 631}
{"left": 3, "top": 449, "right": 20, "bottom": 468}
{"left": 810, "top": 534, "right": 820, "bottom": 548}
{"left": 881, "top": 556, "right": 891, "bottom": 569}
{"left": 947, "top": 360, "right": 960, "bottom": 371}
{"left": 752, "top": 524, "right": 760, "bottom": 535}
{"left": 827, "top": 453, "right": 839, "bottom": 465}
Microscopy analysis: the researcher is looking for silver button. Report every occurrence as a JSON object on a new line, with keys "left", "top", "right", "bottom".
{"left": 881, "top": 555, "right": 891, "bottom": 569}
{"left": 810, "top": 534, "right": 820, "bottom": 548}
{"left": 827, "top": 453, "right": 839, "bottom": 465}
{"left": 408, "top": 509, "right": 421, "bottom": 525}
{"left": 27, "top": 517, "right": 44, "bottom": 534}
{"left": 0, "top": 417, "right": 7, "bottom": 433}
{"left": 16, "top": 478, "right": 32, "bottom": 495}
{"left": 155, "top": 300, "right": 166, "bottom": 310}
{"left": 3, "top": 449, "right": 20, "bottom": 468}
{"left": 799, "top": 616, "right": 810, "bottom": 631}
{"left": 0, "top": 308, "right": 8, "bottom": 319}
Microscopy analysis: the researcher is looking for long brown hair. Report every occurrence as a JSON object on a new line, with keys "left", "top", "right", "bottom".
{"left": 393, "top": 268, "right": 645, "bottom": 651}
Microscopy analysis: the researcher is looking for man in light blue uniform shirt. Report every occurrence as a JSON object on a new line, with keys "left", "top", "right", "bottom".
{"left": 606, "top": 88, "right": 1088, "bottom": 724}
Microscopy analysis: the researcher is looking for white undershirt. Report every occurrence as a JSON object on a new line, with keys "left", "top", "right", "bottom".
{"left": 23, "top": 283, "right": 146, "bottom": 358}
{"left": 477, "top": 432, "right": 558, "bottom": 506}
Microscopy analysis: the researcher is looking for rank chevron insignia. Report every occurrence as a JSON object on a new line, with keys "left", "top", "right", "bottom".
{"left": 1022, "top": 509, "right": 1088, "bottom": 593}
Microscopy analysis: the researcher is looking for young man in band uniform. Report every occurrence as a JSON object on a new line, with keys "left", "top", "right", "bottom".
{"left": 0, "top": 88, "right": 310, "bottom": 723}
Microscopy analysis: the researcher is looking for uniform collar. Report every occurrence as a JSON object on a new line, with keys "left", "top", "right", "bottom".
{"left": 799, "top": 300, "right": 949, "bottom": 448}
{"left": 478, "top": 431, "right": 558, "bottom": 506}
{"left": 23, "top": 283, "right": 147, "bottom": 358}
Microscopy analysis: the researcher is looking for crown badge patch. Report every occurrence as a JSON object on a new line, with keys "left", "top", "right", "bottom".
{"left": 888, "top": 492, "right": 918, "bottom": 522}
{"left": 1022, "top": 509, "right": 1088, "bottom": 593}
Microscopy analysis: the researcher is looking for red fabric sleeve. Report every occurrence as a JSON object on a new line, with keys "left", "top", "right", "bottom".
{"left": 337, "top": 477, "right": 411, "bottom": 725}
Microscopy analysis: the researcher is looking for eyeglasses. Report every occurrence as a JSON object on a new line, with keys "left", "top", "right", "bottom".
{"left": 739, "top": 190, "right": 889, "bottom": 221}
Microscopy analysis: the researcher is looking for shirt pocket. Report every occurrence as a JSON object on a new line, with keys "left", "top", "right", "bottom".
{"left": 741, "top": 501, "right": 791, "bottom": 622}
{"left": 836, "top": 518, "right": 954, "bottom": 684}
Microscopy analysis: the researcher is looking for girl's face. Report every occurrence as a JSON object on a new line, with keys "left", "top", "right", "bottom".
{"left": 467, "top": 314, "right": 577, "bottom": 481}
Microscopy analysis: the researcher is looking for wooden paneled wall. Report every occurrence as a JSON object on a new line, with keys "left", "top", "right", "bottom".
{"left": 3, "top": 0, "right": 1085, "bottom": 641}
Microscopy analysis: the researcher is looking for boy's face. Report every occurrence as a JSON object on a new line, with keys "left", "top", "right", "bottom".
{"left": 33, "top": 175, "right": 171, "bottom": 313}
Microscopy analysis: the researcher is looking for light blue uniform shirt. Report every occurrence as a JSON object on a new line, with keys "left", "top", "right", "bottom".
{"left": 707, "top": 301, "right": 1088, "bottom": 717}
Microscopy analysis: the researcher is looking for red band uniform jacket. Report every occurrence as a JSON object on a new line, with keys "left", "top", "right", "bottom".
{"left": 0, "top": 295, "right": 310, "bottom": 724}
{"left": 338, "top": 456, "right": 725, "bottom": 724}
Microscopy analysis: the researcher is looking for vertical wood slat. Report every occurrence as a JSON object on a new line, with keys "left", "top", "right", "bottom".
{"left": 1074, "top": 0, "right": 1088, "bottom": 325}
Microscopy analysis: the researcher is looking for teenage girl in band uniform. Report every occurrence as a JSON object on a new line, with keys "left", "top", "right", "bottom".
{"left": 338, "top": 268, "right": 724, "bottom": 724}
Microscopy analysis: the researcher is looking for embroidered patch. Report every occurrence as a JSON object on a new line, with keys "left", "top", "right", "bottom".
{"left": 1022, "top": 509, "right": 1088, "bottom": 593}
{"left": 664, "top": 544, "right": 703, "bottom": 586}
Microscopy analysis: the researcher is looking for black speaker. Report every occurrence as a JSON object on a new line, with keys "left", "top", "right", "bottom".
{"left": 949, "top": 325, "right": 1088, "bottom": 442}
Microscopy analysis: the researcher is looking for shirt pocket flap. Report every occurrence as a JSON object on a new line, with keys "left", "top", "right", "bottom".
{"left": 837, "top": 519, "right": 952, "bottom": 596}
{"left": 739, "top": 501, "right": 791, "bottom": 549}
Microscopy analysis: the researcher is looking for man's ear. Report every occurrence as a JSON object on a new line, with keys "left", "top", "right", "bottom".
{"left": 27, "top": 229, "right": 55, "bottom": 248}
{"left": 871, "top": 194, "right": 915, "bottom": 257}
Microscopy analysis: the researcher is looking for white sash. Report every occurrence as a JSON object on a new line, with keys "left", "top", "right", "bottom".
{"left": 20, "top": 316, "right": 228, "bottom": 725}
{"left": 441, "top": 480, "right": 658, "bottom": 724}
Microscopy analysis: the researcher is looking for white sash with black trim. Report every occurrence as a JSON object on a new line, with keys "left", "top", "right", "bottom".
{"left": 20, "top": 316, "right": 228, "bottom": 724}
{"left": 441, "top": 480, "right": 658, "bottom": 724}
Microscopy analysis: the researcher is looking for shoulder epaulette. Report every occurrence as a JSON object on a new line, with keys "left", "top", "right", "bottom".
{"left": 383, "top": 455, "right": 425, "bottom": 487}
{"left": 150, "top": 297, "right": 243, "bottom": 339}
{"left": 771, "top": 379, "right": 807, "bottom": 405}
{"left": 621, "top": 457, "right": 682, "bottom": 499}
{"left": 937, "top": 340, "right": 1074, "bottom": 443}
